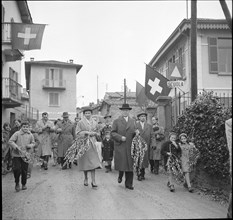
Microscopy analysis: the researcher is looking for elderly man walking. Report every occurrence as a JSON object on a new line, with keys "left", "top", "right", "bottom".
{"left": 111, "top": 103, "right": 139, "bottom": 190}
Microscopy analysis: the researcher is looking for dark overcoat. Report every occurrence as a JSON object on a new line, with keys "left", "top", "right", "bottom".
{"left": 55, "top": 120, "right": 75, "bottom": 157}
{"left": 111, "top": 116, "right": 136, "bottom": 172}
{"left": 135, "top": 122, "right": 153, "bottom": 168}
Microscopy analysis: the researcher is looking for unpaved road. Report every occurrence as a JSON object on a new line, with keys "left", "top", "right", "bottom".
{"left": 2, "top": 161, "right": 228, "bottom": 219}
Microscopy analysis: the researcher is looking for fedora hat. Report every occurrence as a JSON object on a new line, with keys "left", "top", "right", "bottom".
{"left": 137, "top": 112, "right": 147, "bottom": 118}
{"left": 61, "top": 112, "right": 70, "bottom": 117}
{"left": 82, "top": 107, "right": 93, "bottom": 114}
{"left": 104, "top": 113, "right": 112, "bottom": 119}
{"left": 119, "top": 103, "right": 132, "bottom": 110}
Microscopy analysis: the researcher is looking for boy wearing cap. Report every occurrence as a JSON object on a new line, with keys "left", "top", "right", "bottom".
{"left": 135, "top": 112, "right": 153, "bottom": 181}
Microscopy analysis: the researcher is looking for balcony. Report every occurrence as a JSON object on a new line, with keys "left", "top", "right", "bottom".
{"left": 2, "top": 23, "right": 24, "bottom": 61}
{"left": 42, "top": 79, "right": 66, "bottom": 90}
{"left": 2, "top": 78, "right": 23, "bottom": 108}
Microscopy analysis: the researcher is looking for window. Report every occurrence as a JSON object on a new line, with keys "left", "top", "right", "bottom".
{"left": 49, "top": 92, "right": 59, "bottom": 106}
{"left": 45, "top": 68, "right": 63, "bottom": 87}
{"left": 208, "top": 37, "right": 232, "bottom": 75}
{"left": 9, "top": 67, "right": 18, "bottom": 96}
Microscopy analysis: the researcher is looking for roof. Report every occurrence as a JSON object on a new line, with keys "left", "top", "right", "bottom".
{"left": 104, "top": 92, "right": 136, "bottom": 99}
{"left": 149, "top": 18, "right": 230, "bottom": 66}
{"left": 17, "top": 1, "right": 33, "bottom": 23}
{"left": 25, "top": 60, "right": 83, "bottom": 80}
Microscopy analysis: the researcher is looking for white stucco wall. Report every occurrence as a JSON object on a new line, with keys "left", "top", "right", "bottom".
{"left": 30, "top": 65, "right": 77, "bottom": 121}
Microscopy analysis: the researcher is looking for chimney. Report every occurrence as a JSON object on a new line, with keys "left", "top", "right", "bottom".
{"left": 30, "top": 57, "right": 34, "bottom": 61}
{"left": 69, "top": 59, "right": 73, "bottom": 63}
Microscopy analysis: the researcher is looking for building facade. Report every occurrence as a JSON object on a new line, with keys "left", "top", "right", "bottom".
{"left": 1, "top": 1, "right": 38, "bottom": 126}
{"left": 149, "top": 18, "right": 232, "bottom": 125}
{"left": 25, "top": 59, "right": 82, "bottom": 121}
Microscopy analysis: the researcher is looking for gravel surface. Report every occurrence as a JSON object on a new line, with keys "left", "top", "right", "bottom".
{"left": 2, "top": 161, "right": 228, "bottom": 219}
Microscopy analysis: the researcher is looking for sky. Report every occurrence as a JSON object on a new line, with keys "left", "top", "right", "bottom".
{"left": 22, "top": 0, "right": 232, "bottom": 107}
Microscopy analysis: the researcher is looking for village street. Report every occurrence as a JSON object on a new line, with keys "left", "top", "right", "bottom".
{"left": 2, "top": 161, "right": 228, "bottom": 219}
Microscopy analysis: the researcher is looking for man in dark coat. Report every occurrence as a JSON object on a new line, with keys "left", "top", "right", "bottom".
{"left": 111, "top": 103, "right": 139, "bottom": 190}
{"left": 135, "top": 112, "right": 153, "bottom": 181}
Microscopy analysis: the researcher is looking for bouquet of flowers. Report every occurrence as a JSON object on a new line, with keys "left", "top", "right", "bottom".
{"left": 167, "top": 153, "right": 184, "bottom": 183}
{"left": 131, "top": 135, "right": 148, "bottom": 175}
{"left": 62, "top": 135, "right": 90, "bottom": 168}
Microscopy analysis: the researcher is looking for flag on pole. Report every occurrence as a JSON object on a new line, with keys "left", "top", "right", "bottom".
{"left": 11, "top": 23, "right": 46, "bottom": 50}
{"left": 136, "top": 81, "right": 147, "bottom": 107}
{"left": 145, "top": 64, "right": 171, "bottom": 102}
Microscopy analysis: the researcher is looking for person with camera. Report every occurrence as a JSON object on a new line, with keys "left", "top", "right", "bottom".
{"left": 35, "top": 112, "right": 54, "bottom": 170}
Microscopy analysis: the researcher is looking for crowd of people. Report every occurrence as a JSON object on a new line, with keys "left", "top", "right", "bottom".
{"left": 0, "top": 105, "right": 204, "bottom": 192}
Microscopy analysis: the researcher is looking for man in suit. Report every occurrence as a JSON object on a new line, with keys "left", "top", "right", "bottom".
{"left": 135, "top": 112, "right": 153, "bottom": 181}
{"left": 111, "top": 103, "right": 139, "bottom": 190}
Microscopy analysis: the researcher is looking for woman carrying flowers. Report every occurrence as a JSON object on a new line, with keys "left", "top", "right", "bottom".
{"left": 76, "top": 107, "right": 102, "bottom": 188}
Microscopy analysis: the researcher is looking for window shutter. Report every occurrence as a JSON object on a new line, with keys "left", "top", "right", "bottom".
{"left": 208, "top": 37, "right": 218, "bottom": 74}
{"left": 45, "top": 68, "right": 49, "bottom": 86}
{"left": 59, "top": 69, "right": 63, "bottom": 86}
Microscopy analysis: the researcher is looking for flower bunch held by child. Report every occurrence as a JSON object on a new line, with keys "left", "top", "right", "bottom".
{"left": 131, "top": 134, "right": 148, "bottom": 176}
{"left": 62, "top": 135, "right": 90, "bottom": 168}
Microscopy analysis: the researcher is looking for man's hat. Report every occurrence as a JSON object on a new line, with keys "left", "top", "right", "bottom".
{"left": 61, "top": 112, "right": 70, "bottom": 117}
{"left": 104, "top": 113, "right": 112, "bottom": 119}
{"left": 137, "top": 112, "right": 147, "bottom": 118}
{"left": 119, "top": 103, "right": 132, "bottom": 110}
{"left": 82, "top": 107, "right": 93, "bottom": 114}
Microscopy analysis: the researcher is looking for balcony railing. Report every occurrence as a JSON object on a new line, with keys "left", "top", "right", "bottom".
{"left": 42, "top": 79, "right": 66, "bottom": 89}
{"left": 2, "top": 77, "right": 22, "bottom": 102}
{"left": 20, "top": 105, "right": 39, "bottom": 121}
{"left": 2, "top": 23, "right": 12, "bottom": 43}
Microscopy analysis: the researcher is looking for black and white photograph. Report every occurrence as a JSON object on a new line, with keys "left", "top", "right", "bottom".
{"left": 2, "top": 0, "right": 232, "bottom": 219}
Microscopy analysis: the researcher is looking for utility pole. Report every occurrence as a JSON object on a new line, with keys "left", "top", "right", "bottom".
{"left": 97, "top": 75, "right": 99, "bottom": 104}
{"left": 191, "top": 0, "right": 197, "bottom": 102}
{"left": 124, "top": 78, "right": 127, "bottom": 104}
{"left": 219, "top": 0, "right": 232, "bottom": 32}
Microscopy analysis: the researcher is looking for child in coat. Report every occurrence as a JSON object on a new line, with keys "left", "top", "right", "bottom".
{"left": 161, "top": 132, "right": 181, "bottom": 192}
{"left": 101, "top": 132, "right": 114, "bottom": 172}
{"left": 2, "top": 123, "right": 11, "bottom": 175}
{"left": 8, "top": 121, "right": 35, "bottom": 192}
{"left": 178, "top": 133, "right": 199, "bottom": 193}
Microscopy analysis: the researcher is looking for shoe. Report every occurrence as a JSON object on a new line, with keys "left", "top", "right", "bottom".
{"left": 137, "top": 176, "right": 142, "bottom": 181}
{"left": 167, "top": 181, "right": 170, "bottom": 188}
{"left": 118, "top": 177, "right": 122, "bottom": 183}
{"left": 169, "top": 184, "right": 175, "bottom": 192}
{"left": 84, "top": 179, "right": 88, "bottom": 186}
{"left": 183, "top": 182, "right": 188, "bottom": 188}
{"left": 15, "top": 184, "right": 20, "bottom": 192}
{"left": 22, "top": 185, "right": 27, "bottom": 190}
{"left": 27, "top": 173, "right": 31, "bottom": 179}
{"left": 62, "top": 165, "right": 67, "bottom": 170}
{"left": 44, "top": 167, "right": 48, "bottom": 170}
{"left": 73, "top": 160, "right": 78, "bottom": 166}
{"left": 91, "top": 182, "right": 98, "bottom": 188}
{"left": 125, "top": 186, "right": 134, "bottom": 190}
{"left": 154, "top": 170, "right": 159, "bottom": 175}
{"left": 105, "top": 169, "right": 109, "bottom": 173}
{"left": 69, "top": 163, "right": 72, "bottom": 169}
{"left": 188, "top": 187, "right": 194, "bottom": 193}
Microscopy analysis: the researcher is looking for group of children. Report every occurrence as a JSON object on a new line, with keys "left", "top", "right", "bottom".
{"left": 161, "top": 132, "right": 199, "bottom": 193}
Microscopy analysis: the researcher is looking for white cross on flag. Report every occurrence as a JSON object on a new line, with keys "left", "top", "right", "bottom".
{"left": 11, "top": 23, "right": 46, "bottom": 50}
{"left": 145, "top": 64, "right": 171, "bottom": 102}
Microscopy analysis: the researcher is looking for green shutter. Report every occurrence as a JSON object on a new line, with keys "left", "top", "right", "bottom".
{"left": 208, "top": 37, "right": 218, "bottom": 74}
{"left": 59, "top": 69, "right": 63, "bottom": 86}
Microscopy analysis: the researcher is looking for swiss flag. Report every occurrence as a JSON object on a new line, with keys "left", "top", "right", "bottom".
{"left": 145, "top": 64, "right": 171, "bottom": 102}
{"left": 11, "top": 23, "right": 46, "bottom": 50}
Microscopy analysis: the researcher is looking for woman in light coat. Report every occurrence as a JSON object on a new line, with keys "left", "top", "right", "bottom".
{"left": 76, "top": 108, "right": 102, "bottom": 188}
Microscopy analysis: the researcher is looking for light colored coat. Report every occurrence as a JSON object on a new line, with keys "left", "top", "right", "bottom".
{"left": 111, "top": 116, "right": 136, "bottom": 172}
{"left": 55, "top": 120, "right": 75, "bottom": 157}
{"left": 35, "top": 119, "right": 54, "bottom": 156}
{"left": 76, "top": 117, "right": 102, "bottom": 171}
